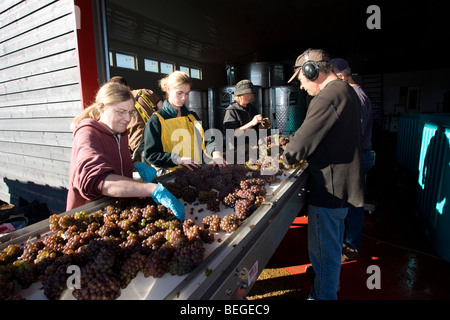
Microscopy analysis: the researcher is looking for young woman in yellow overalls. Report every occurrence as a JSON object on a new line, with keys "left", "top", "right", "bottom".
{"left": 143, "top": 71, "right": 226, "bottom": 175}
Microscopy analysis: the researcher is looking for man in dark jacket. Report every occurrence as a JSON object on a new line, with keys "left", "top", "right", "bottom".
{"left": 282, "top": 49, "right": 365, "bottom": 300}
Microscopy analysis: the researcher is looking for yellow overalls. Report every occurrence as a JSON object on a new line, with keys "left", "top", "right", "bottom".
{"left": 154, "top": 113, "right": 209, "bottom": 173}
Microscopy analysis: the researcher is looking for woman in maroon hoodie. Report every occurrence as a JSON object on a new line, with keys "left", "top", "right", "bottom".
{"left": 66, "top": 82, "right": 184, "bottom": 219}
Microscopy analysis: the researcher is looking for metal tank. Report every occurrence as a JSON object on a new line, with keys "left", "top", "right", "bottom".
{"left": 269, "top": 86, "right": 307, "bottom": 136}
{"left": 233, "top": 62, "right": 286, "bottom": 88}
{"left": 185, "top": 90, "right": 209, "bottom": 130}
{"left": 208, "top": 85, "right": 264, "bottom": 135}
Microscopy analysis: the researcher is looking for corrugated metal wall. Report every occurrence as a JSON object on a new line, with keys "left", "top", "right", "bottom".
{"left": 397, "top": 113, "right": 450, "bottom": 261}
{"left": 416, "top": 124, "right": 450, "bottom": 261}
{"left": 0, "top": 0, "right": 80, "bottom": 213}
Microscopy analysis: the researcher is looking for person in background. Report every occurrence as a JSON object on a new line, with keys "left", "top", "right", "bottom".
{"left": 282, "top": 48, "right": 365, "bottom": 300}
{"left": 108, "top": 76, "right": 164, "bottom": 163}
{"left": 223, "top": 79, "right": 270, "bottom": 137}
{"left": 143, "top": 71, "right": 226, "bottom": 174}
{"left": 67, "top": 82, "right": 184, "bottom": 220}
{"left": 223, "top": 80, "right": 271, "bottom": 164}
{"left": 331, "top": 58, "right": 374, "bottom": 262}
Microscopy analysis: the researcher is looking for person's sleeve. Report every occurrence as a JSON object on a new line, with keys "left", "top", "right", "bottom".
{"left": 71, "top": 127, "right": 115, "bottom": 201}
{"left": 282, "top": 96, "right": 339, "bottom": 165}
{"left": 142, "top": 89, "right": 162, "bottom": 105}
{"left": 223, "top": 109, "right": 240, "bottom": 130}
{"left": 143, "top": 114, "right": 178, "bottom": 167}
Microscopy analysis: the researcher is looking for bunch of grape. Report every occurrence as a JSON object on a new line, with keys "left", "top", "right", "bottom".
{"left": 142, "top": 246, "right": 174, "bottom": 278}
{"left": 96, "top": 221, "right": 119, "bottom": 238}
{"left": 105, "top": 205, "right": 121, "bottom": 215}
{"left": 198, "top": 190, "right": 217, "bottom": 204}
{"left": 174, "top": 175, "right": 190, "bottom": 188}
{"left": 183, "top": 219, "right": 213, "bottom": 242}
{"left": 209, "top": 175, "right": 226, "bottom": 191}
{"left": 20, "top": 240, "right": 45, "bottom": 263}
{"left": 206, "top": 197, "right": 221, "bottom": 212}
{"left": 168, "top": 239, "right": 205, "bottom": 276}
{"left": 72, "top": 267, "right": 121, "bottom": 300}
{"left": 70, "top": 240, "right": 122, "bottom": 300}
{"left": 57, "top": 214, "right": 76, "bottom": 230}
{"left": 33, "top": 248, "right": 58, "bottom": 265}
{"left": 202, "top": 215, "right": 221, "bottom": 233}
{"left": 43, "top": 233, "right": 66, "bottom": 253}
{"left": 165, "top": 228, "right": 187, "bottom": 248}
{"left": 49, "top": 214, "right": 62, "bottom": 232}
{"left": 142, "top": 231, "right": 166, "bottom": 251}
{"left": 41, "top": 254, "right": 74, "bottom": 300}
{"left": 155, "top": 218, "right": 180, "bottom": 231}
{"left": 12, "top": 260, "right": 37, "bottom": 289}
{"left": 0, "top": 266, "right": 15, "bottom": 300}
{"left": 249, "top": 184, "right": 267, "bottom": 197}
{"left": 85, "top": 222, "right": 100, "bottom": 237}
{"left": 240, "top": 178, "right": 266, "bottom": 190}
{"left": 0, "top": 244, "right": 23, "bottom": 265}
{"left": 182, "top": 186, "right": 198, "bottom": 203}
{"left": 234, "top": 199, "right": 253, "bottom": 220}
{"left": 220, "top": 214, "right": 241, "bottom": 233}
{"left": 236, "top": 189, "right": 256, "bottom": 202}
{"left": 138, "top": 223, "right": 158, "bottom": 240}
{"left": 164, "top": 182, "right": 183, "bottom": 199}
{"left": 198, "top": 227, "right": 215, "bottom": 244}
{"left": 182, "top": 219, "right": 196, "bottom": 236}
{"left": 187, "top": 173, "right": 210, "bottom": 192}
{"left": 254, "top": 195, "right": 266, "bottom": 208}
{"left": 91, "top": 246, "right": 117, "bottom": 274}
{"left": 119, "top": 251, "right": 146, "bottom": 288}
{"left": 223, "top": 192, "right": 239, "bottom": 208}
{"left": 218, "top": 184, "right": 236, "bottom": 200}
{"left": 120, "top": 232, "right": 140, "bottom": 249}
{"left": 141, "top": 204, "right": 158, "bottom": 220}
{"left": 89, "top": 210, "right": 104, "bottom": 224}
{"left": 118, "top": 219, "right": 136, "bottom": 233}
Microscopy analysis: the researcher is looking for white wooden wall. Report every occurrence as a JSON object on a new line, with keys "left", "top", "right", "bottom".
{"left": 0, "top": 0, "right": 81, "bottom": 213}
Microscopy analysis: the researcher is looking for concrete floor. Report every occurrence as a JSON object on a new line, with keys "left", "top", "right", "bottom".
{"left": 248, "top": 131, "right": 450, "bottom": 300}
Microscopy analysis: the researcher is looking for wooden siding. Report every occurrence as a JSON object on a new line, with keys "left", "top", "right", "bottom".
{"left": 0, "top": 0, "right": 81, "bottom": 213}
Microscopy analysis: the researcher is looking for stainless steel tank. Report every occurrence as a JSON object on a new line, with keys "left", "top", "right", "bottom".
{"left": 234, "top": 62, "right": 286, "bottom": 87}
{"left": 185, "top": 90, "right": 209, "bottom": 130}
{"left": 269, "top": 86, "right": 307, "bottom": 136}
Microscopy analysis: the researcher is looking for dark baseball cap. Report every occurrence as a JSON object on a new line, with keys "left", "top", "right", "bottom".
{"left": 288, "top": 49, "right": 330, "bottom": 83}
{"left": 330, "top": 58, "right": 350, "bottom": 73}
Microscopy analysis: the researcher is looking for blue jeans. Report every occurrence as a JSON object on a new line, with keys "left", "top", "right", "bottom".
{"left": 344, "top": 150, "right": 374, "bottom": 251}
{"left": 344, "top": 206, "right": 364, "bottom": 251}
{"left": 308, "top": 204, "right": 348, "bottom": 300}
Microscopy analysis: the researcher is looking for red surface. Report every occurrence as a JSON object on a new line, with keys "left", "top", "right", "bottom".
{"left": 74, "top": 0, "right": 99, "bottom": 108}
{"left": 268, "top": 212, "right": 450, "bottom": 300}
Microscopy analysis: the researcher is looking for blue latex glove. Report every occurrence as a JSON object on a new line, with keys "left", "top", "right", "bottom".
{"left": 134, "top": 162, "right": 157, "bottom": 183}
{"left": 151, "top": 183, "right": 185, "bottom": 220}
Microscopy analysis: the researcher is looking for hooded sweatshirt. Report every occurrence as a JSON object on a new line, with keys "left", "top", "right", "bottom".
{"left": 66, "top": 118, "right": 134, "bottom": 211}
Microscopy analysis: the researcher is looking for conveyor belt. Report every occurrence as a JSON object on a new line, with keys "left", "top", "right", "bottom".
{"left": 1, "top": 162, "right": 309, "bottom": 300}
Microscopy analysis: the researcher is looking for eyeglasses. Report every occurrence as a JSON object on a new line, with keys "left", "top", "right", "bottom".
{"left": 112, "top": 108, "right": 137, "bottom": 117}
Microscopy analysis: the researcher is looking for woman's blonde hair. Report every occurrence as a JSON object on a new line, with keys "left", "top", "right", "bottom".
{"left": 71, "top": 82, "right": 133, "bottom": 130}
{"left": 159, "top": 71, "right": 192, "bottom": 93}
